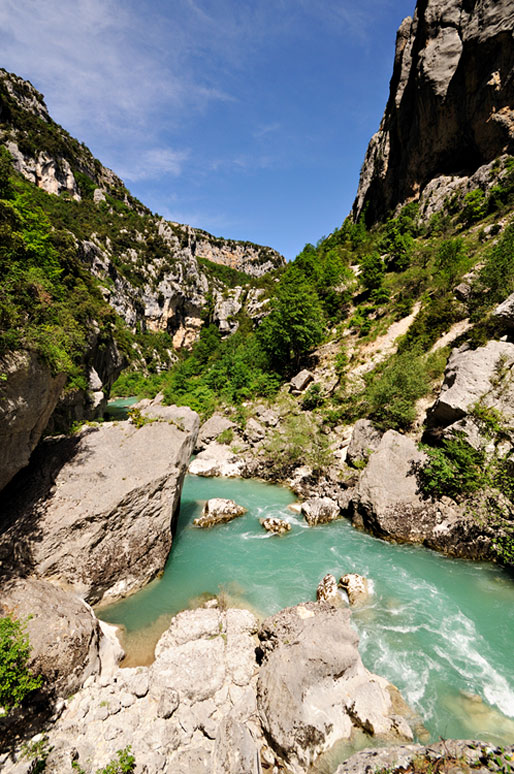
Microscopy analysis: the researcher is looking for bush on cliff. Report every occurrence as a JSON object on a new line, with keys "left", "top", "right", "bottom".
{"left": 0, "top": 615, "right": 42, "bottom": 715}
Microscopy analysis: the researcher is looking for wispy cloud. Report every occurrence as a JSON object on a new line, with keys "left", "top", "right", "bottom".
{"left": 0, "top": 0, "right": 231, "bottom": 151}
{"left": 117, "top": 148, "right": 190, "bottom": 182}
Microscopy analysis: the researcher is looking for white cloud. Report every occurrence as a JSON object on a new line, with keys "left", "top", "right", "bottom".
{"left": 0, "top": 0, "right": 230, "bottom": 150}
{"left": 117, "top": 147, "right": 190, "bottom": 182}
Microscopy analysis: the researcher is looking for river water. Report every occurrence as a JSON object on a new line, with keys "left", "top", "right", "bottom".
{"left": 98, "top": 473, "right": 514, "bottom": 748}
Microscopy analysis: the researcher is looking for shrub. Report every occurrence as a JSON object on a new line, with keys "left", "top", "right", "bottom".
{"left": 460, "top": 189, "right": 486, "bottom": 224}
{"left": 365, "top": 352, "right": 432, "bottom": 431}
{"left": 0, "top": 615, "right": 43, "bottom": 715}
{"left": 217, "top": 427, "right": 234, "bottom": 445}
{"left": 470, "top": 223, "right": 514, "bottom": 316}
{"left": 419, "top": 434, "right": 487, "bottom": 500}
{"left": 302, "top": 383, "right": 324, "bottom": 410}
{"left": 359, "top": 251, "right": 385, "bottom": 292}
{"left": 72, "top": 746, "right": 136, "bottom": 774}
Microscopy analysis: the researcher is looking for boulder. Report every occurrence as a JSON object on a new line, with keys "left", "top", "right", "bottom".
{"left": 260, "top": 517, "right": 291, "bottom": 535}
{"left": 194, "top": 498, "right": 247, "bottom": 528}
{"left": 316, "top": 574, "right": 340, "bottom": 604}
{"left": 351, "top": 430, "right": 493, "bottom": 559}
{"left": 290, "top": 369, "right": 314, "bottom": 393}
{"left": 257, "top": 603, "right": 413, "bottom": 773}
{"left": 301, "top": 497, "right": 340, "bottom": 526}
{"left": 0, "top": 579, "right": 122, "bottom": 700}
{"left": 0, "top": 407, "right": 199, "bottom": 605}
{"left": 0, "top": 350, "right": 66, "bottom": 495}
{"left": 353, "top": 430, "right": 437, "bottom": 542}
{"left": 334, "top": 740, "right": 514, "bottom": 774}
{"left": 195, "top": 414, "right": 235, "bottom": 452}
{"left": 493, "top": 293, "right": 514, "bottom": 330}
{"left": 339, "top": 573, "right": 371, "bottom": 606}
{"left": 346, "top": 419, "right": 383, "bottom": 467}
{"left": 189, "top": 442, "right": 244, "bottom": 477}
{"left": 244, "top": 418, "right": 266, "bottom": 444}
{"left": 427, "top": 341, "right": 514, "bottom": 428}
{"left": 254, "top": 406, "right": 279, "bottom": 427}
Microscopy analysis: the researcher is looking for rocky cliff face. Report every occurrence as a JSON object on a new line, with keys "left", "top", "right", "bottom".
{"left": 354, "top": 0, "right": 514, "bottom": 224}
{"left": 0, "top": 68, "right": 283, "bottom": 493}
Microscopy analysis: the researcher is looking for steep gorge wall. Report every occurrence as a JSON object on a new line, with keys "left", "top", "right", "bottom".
{"left": 354, "top": 0, "right": 514, "bottom": 224}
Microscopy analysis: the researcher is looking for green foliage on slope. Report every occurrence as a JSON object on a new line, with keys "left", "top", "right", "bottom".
{"left": 0, "top": 155, "right": 122, "bottom": 377}
{"left": 0, "top": 615, "right": 42, "bottom": 715}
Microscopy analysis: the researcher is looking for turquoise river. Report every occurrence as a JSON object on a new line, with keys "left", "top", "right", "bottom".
{"left": 98, "top": 471, "right": 514, "bottom": 750}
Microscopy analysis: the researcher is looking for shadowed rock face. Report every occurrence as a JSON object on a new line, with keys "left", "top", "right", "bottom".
{"left": 354, "top": 0, "right": 514, "bottom": 224}
{"left": 0, "top": 351, "right": 66, "bottom": 495}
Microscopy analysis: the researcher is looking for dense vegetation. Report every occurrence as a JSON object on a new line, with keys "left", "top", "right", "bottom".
{"left": 0, "top": 147, "right": 124, "bottom": 382}
{"left": 0, "top": 615, "right": 42, "bottom": 716}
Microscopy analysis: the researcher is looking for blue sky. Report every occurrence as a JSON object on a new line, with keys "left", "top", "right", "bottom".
{"left": 1, "top": 0, "right": 415, "bottom": 260}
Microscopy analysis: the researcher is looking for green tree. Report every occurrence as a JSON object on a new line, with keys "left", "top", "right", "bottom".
{"left": 359, "top": 251, "right": 385, "bottom": 292}
{"left": 258, "top": 269, "right": 324, "bottom": 372}
{"left": 0, "top": 615, "right": 43, "bottom": 715}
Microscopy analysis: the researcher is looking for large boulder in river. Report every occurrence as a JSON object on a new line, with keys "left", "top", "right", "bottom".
{"left": 339, "top": 573, "right": 371, "bottom": 606}
{"left": 0, "top": 578, "right": 122, "bottom": 700}
{"left": 260, "top": 517, "right": 291, "bottom": 535}
{"left": 0, "top": 406, "right": 199, "bottom": 604}
{"left": 0, "top": 351, "right": 66, "bottom": 496}
{"left": 194, "top": 498, "right": 247, "bottom": 527}
{"left": 256, "top": 602, "right": 414, "bottom": 773}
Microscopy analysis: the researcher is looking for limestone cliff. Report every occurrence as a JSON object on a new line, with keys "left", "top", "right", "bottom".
{"left": 0, "top": 68, "right": 283, "bottom": 352}
{"left": 354, "top": 0, "right": 514, "bottom": 224}
{"left": 0, "top": 68, "right": 283, "bottom": 492}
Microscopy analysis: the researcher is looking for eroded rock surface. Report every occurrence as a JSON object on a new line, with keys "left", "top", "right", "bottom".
{"left": 0, "top": 407, "right": 199, "bottom": 604}
{"left": 257, "top": 603, "right": 414, "bottom": 774}
{"left": 0, "top": 579, "right": 122, "bottom": 701}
